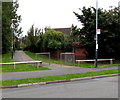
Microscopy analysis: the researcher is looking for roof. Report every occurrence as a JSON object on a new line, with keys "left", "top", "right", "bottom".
{"left": 53, "top": 28, "right": 72, "bottom": 35}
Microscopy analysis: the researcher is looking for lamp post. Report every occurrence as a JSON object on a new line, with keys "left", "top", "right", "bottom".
{"left": 11, "top": 20, "right": 14, "bottom": 59}
{"left": 95, "top": 0, "right": 98, "bottom": 68}
{"left": 11, "top": 24, "right": 13, "bottom": 59}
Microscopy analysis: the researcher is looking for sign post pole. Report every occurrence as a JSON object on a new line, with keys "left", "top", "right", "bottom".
{"left": 95, "top": 0, "right": 98, "bottom": 68}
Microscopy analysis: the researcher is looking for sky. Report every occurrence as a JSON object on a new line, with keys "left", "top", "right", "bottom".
{"left": 17, "top": 0, "right": 120, "bottom": 36}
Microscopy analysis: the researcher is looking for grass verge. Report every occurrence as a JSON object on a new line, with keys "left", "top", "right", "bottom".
{"left": 1, "top": 64, "right": 50, "bottom": 72}
{"left": 25, "top": 51, "right": 120, "bottom": 68}
{"left": 1, "top": 53, "right": 50, "bottom": 73}
{"left": 24, "top": 51, "right": 61, "bottom": 64}
{"left": 2, "top": 53, "right": 13, "bottom": 63}
{"left": 1, "top": 69, "right": 119, "bottom": 86}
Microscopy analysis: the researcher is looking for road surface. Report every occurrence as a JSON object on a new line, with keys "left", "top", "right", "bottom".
{"left": 2, "top": 76, "right": 119, "bottom": 98}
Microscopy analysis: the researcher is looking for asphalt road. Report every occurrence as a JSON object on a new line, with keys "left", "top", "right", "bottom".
{"left": 2, "top": 65, "right": 118, "bottom": 80}
{"left": 2, "top": 76, "right": 119, "bottom": 98}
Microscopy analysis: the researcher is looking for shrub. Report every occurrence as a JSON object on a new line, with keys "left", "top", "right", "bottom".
{"left": 42, "top": 29, "right": 65, "bottom": 51}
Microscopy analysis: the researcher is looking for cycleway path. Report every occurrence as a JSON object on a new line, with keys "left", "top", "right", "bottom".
{"left": 2, "top": 50, "right": 118, "bottom": 80}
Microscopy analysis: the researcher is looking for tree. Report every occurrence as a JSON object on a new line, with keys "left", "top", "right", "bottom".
{"left": 2, "top": 2, "right": 13, "bottom": 54}
{"left": 12, "top": 1, "right": 22, "bottom": 37}
{"left": 2, "top": 1, "right": 22, "bottom": 54}
{"left": 42, "top": 29, "right": 64, "bottom": 51}
{"left": 63, "top": 25, "right": 81, "bottom": 52}
{"left": 73, "top": 7, "right": 120, "bottom": 59}
{"left": 24, "top": 25, "right": 43, "bottom": 52}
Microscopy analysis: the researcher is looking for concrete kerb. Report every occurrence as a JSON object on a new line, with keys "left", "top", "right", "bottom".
{"left": 0, "top": 74, "right": 119, "bottom": 89}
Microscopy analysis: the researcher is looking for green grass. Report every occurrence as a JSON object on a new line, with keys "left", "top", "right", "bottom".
{"left": 76, "top": 63, "right": 119, "bottom": 68}
{"left": 2, "top": 53, "right": 13, "bottom": 63}
{"left": 1, "top": 69, "right": 119, "bottom": 86}
{"left": 1, "top": 53, "right": 51, "bottom": 73}
{"left": 25, "top": 51, "right": 120, "bottom": 68}
{"left": 114, "top": 60, "right": 120, "bottom": 64}
{"left": 24, "top": 51, "right": 62, "bottom": 64}
{"left": 1, "top": 64, "right": 50, "bottom": 72}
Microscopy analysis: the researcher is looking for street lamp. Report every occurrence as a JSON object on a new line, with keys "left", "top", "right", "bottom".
{"left": 95, "top": 0, "right": 98, "bottom": 68}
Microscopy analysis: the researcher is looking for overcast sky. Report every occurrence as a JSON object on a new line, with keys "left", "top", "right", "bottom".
{"left": 17, "top": 0, "right": 119, "bottom": 36}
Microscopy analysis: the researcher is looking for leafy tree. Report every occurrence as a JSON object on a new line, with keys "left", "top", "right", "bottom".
{"left": 42, "top": 29, "right": 64, "bottom": 51}
{"left": 63, "top": 39, "right": 73, "bottom": 52}
{"left": 2, "top": 1, "right": 22, "bottom": 54}
{"left": 24, "top": 25, "right": 43, "bottom": 52}
{"left": 2, "top": 2, "right": 13, "bottom": 54}
{"left": 20, "top": 35, "right": 28, "bottom": 49}
{"left": 12, "top": 1, "right": 22, "bottom": 37}
{"left": 73, "top": 7, "right": 120, "bottom": 59}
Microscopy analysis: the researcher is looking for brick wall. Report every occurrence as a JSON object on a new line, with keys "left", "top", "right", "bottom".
{"left": 72, "top": 42, "right": 88, "bottom": 60}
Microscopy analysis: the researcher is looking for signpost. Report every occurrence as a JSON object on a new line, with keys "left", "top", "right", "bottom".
{"left": 95, "top": 0, "right": 98, "bottom": 68}
{"left": 97, "top": 29, "right": 101, "bottom": 34}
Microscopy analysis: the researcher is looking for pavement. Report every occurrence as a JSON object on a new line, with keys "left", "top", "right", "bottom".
{"left": 13, "top": 50, "right": 33, "bottom": 61}
{"left": 2, "top": 50, "right": 118, "bottom": 81}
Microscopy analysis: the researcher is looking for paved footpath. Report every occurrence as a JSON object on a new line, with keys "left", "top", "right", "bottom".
{"left": 2, "top": 50, "right": 118, "bottom": 80}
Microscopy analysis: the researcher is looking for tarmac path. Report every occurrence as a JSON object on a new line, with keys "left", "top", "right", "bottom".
{"left": 2, "top": 50, "right": 118, "bottom": 80}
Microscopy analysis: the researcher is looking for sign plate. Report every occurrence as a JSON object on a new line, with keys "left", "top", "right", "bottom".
{"left": 97, "top": 29, "right": 101, "bottom": 34}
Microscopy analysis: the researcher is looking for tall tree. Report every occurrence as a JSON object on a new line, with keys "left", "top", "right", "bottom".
{"left": 25, "top": 25, "right": 43, "bottom": 52}
{"left": 74, "top": 7, "right": 120, "bottom": 59}
{"left": 2, "top": 2, "right": 13, "bottom": 54}
{"left": 2, "top": 1, "right": 22, "bottom": 54}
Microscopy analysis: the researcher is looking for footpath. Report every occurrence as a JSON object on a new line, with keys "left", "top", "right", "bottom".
{"left": 2, "top": 50, "right": 118, "bottom": 81}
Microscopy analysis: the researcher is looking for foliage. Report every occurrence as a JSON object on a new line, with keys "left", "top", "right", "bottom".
{"left": 42, "top": 29, "right": 65, "bottom": 51}
{"left": 24, "top": 25, "right": 43, "bottom": 52}
{"left": 23, "top": 28, "right": 72, "bottom": 52}
{"left": 2, "top": 2, "right": 13, "bottom": 54}
{"left": 12, "top": 1, "right": 22, "bottom": 37}
{"left": 73, "top": 7, "right": 120, "bottom": 59}
{"left": 64, "top": 39, "right": 72, "bottom": 52}
{"left": 72, "top": 42, "right": 81, "bottom": 48}
{"left": 71, "top": 25, "right": 81, "bottom": 42}
{"left": 2, "top": 1, "right": 22, "bottom": 54}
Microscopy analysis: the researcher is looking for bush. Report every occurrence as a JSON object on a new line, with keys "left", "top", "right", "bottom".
{"left": 42, "top": 29, "right": 65, "bottom": 51}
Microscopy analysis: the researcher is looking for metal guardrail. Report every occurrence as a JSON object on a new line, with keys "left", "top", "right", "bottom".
{"left": 36, "top": 52, "right": 51, "bottom": 65}
{"left": 76, "top": 59, "right": 115, "bottom": 66}
{"left": 0, "top": 60, "right": 42, "bottom": 69}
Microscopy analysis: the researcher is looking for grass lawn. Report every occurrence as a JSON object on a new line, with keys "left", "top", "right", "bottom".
{"left": 25, "top": 51, "right": 120, "bottom": 68}
{"left": 1, "top": 69, "right": 119, "bottom": 86}
{"left": 1, "top": 53, "right": 50, "bottom": 73}
{"left": 1, "top": 64, "right": 50, "bottom": 72}
{"left": 24, "top": 51, "right": 62, "bottom": 64}
{"left": 2, "top": 53, "right": 13, "bottom": 63}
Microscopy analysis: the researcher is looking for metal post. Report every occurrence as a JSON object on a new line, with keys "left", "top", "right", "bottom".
{"left": 95, "top": 0, "right": 98, "bottom": 68}
{"left": 11, "top": 19, "right": 14, "bottom": 59}
{"left": 36, "top": 53, "right": 37, "bottom": 60}
{"left": 48, "top": 52, "right": 50, "bottom": 65}
{"left": 60, "top": 53, "right": 62, "bottom": 66}
{"left": 11, "top": 30, "right": 13, "bottom": 59}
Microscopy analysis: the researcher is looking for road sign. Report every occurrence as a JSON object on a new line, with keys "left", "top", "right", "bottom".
{"left": 97, "top": 29, "right": 101, "bottom": 34}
